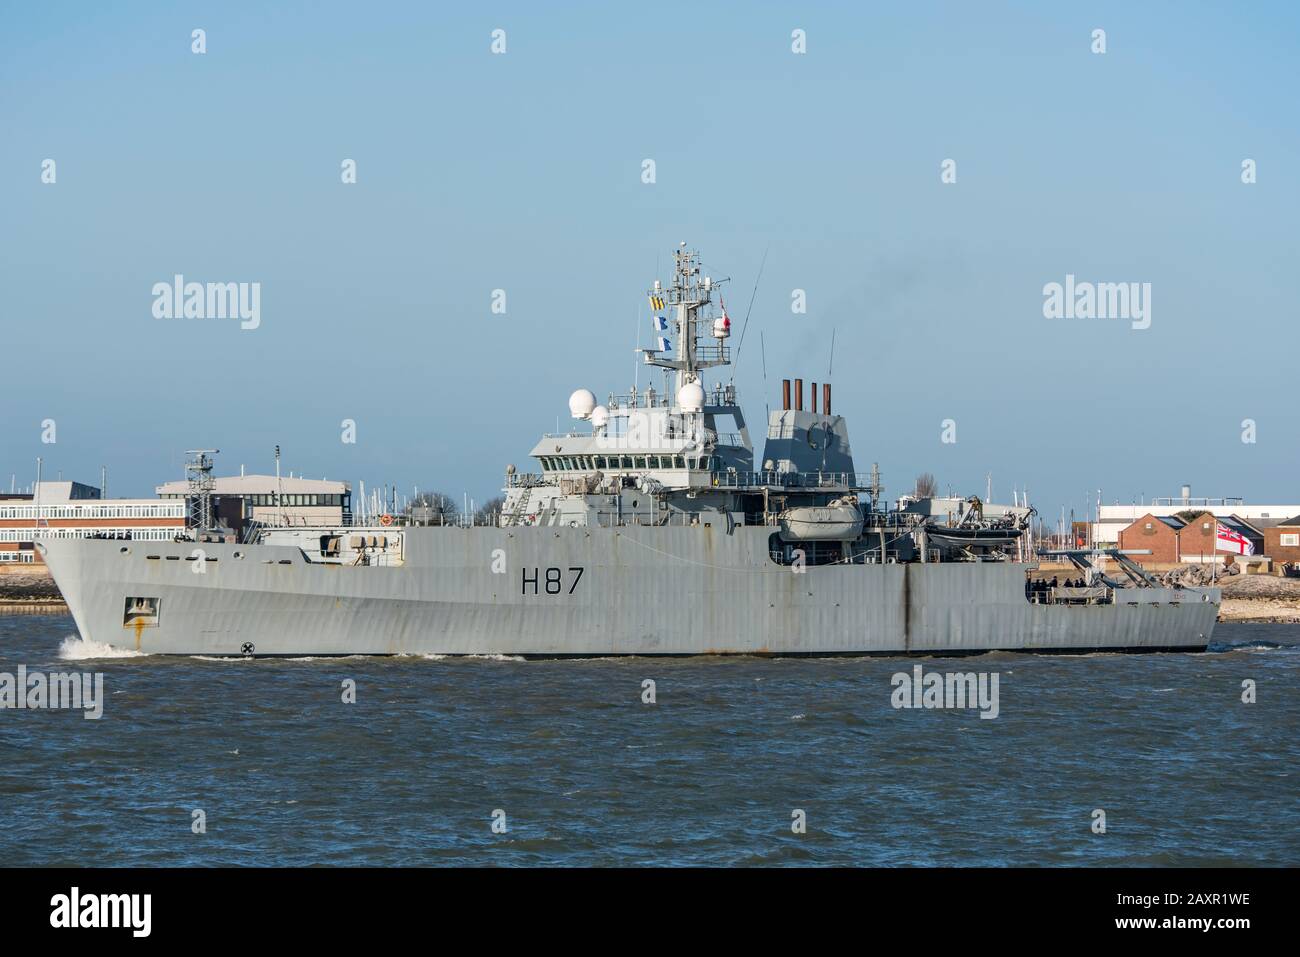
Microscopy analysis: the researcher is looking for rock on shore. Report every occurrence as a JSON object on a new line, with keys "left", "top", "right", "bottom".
{"left": 0, "top": 570, "right": 63, "bottom": 603}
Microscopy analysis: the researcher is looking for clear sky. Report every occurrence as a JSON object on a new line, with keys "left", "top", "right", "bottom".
{"left": 3, "top": 2, "right": 1297, "bottom": 520}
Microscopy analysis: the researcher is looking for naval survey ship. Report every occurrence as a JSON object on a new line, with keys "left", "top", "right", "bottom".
{"left": 40, "top": 246, "right": 1220, "bottom": 656}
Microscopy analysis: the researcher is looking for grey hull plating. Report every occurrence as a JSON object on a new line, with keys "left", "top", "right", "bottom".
{"left": 40, "top": 529, "right": 1220, "bottom": 657}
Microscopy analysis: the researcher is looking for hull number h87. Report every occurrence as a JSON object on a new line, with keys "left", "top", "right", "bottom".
{"left": 522, "top": 566, "right": 584, "bottom": 595}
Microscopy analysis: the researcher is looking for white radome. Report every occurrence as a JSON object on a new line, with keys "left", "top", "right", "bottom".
{"left": 677, "top": 382, "right": 705, "bottom": 413}
{"left": 568, "top": 388, "right": 597, "bottom": 420}
{"left": 591, "top": 405, "right": 609, "bottom": 429}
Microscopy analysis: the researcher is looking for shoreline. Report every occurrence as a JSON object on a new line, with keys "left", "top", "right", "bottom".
{"left": 0, "top": 600, "right": 69, "bottom": 615}
{"left": 1216, "top": 598, "right": 1300, "bottom": 624}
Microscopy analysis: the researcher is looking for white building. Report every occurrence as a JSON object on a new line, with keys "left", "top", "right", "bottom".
{"left": 0, "top": 481, "right": 186, "bottom": 563}
{"left": 1092, "top": 485, "right": 1300, "bottom": 548}
{"left": 156, "top": 474, "right": 351, "bottom": 529}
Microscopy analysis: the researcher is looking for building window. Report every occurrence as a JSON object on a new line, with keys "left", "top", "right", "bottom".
{"left": 1282, "top": 534, "right": 1299, "bottom": 547}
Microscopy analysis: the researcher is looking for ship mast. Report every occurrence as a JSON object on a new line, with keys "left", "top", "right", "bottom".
{"left": 642, "top": 243, "right": 729, "bottom": 398}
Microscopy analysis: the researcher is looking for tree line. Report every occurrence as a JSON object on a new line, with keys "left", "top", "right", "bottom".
{"left": 408, "top": 491, "right": 505, "bottom": 526}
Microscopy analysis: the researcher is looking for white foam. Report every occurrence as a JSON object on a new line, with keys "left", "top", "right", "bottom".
{"left": 58, "top": 635, "right": 147, "bottom": 660}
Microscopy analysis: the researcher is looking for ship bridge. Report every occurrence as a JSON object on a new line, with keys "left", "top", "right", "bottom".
{"left": 501, "top": 243, "right": 870, "bottom": 529}
{"left": 529, "top": 384, "right": 752, "bottom": 491}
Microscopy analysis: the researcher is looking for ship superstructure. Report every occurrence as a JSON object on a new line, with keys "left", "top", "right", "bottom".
{"left": 39, "top": 245, "right": 1221, "bottom": 656}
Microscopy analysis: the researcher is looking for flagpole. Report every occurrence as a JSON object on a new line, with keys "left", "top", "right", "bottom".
{"left": 34, "top": 457, "right": 42, "bottom": 540}
{"left": 633, "top": 294, "right": 641, "bottom": 398}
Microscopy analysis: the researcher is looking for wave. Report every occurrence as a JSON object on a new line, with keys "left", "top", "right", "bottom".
{"left": 58, "top": 635, "right": 148, "bottom": 660}
{"left": 1212, "top": 641, "right": 1287, "bottom": 652}
{"left": 394, "top": 652, "right": 522, "bottom": 661}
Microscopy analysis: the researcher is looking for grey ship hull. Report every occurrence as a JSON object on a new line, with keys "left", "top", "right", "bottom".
{"left": 39, "top": 528, "right": 1220, "bottom": 656}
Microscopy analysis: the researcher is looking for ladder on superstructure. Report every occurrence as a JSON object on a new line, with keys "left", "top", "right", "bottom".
{"left": 506, "top": 485, "right": 533, "bottom": 526}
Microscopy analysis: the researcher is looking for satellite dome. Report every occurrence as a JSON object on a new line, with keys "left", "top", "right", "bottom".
{"left": 677, "top": 382, "right": 705, "bottom": 413}
{"left": 591, "top": 405, "right": 610, "bottom": 429}
{"left": 568, "top": 388, "right": 597, "bottom": 420}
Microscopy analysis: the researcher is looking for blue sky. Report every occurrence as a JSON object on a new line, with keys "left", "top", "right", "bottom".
{"left": 2, "top": 1, "right": 1297, "bottom": 518}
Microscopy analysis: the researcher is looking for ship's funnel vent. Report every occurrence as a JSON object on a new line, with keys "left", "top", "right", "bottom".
{"left": 781, "top": 379, "right": 791, "bottom": 411}
{"left": 794, "top": 378, "right": 803, "bottom": 412}
{"left": 811, "top": 382, "right": 819, "bottom": 414}
{"left": 824, "top": 383, "right": 832, "bottom": 416}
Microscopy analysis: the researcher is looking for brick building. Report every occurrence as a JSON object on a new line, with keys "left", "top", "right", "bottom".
{"left": 1117, "top": 512, "right": 1184, "bottom": 563}
{"left": 1257, "top": 515, "right": 1300, "bottom": 564}
{"left": 1118, "top": 511, "right": 1265, "bottom": 566}
{"left": 0, "top": 481, "right": 186, "bottom": 564}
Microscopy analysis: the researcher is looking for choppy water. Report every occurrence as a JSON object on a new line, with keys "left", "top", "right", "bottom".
{"left": 0, "top": 615, "right": 1295, "bottom": 866}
